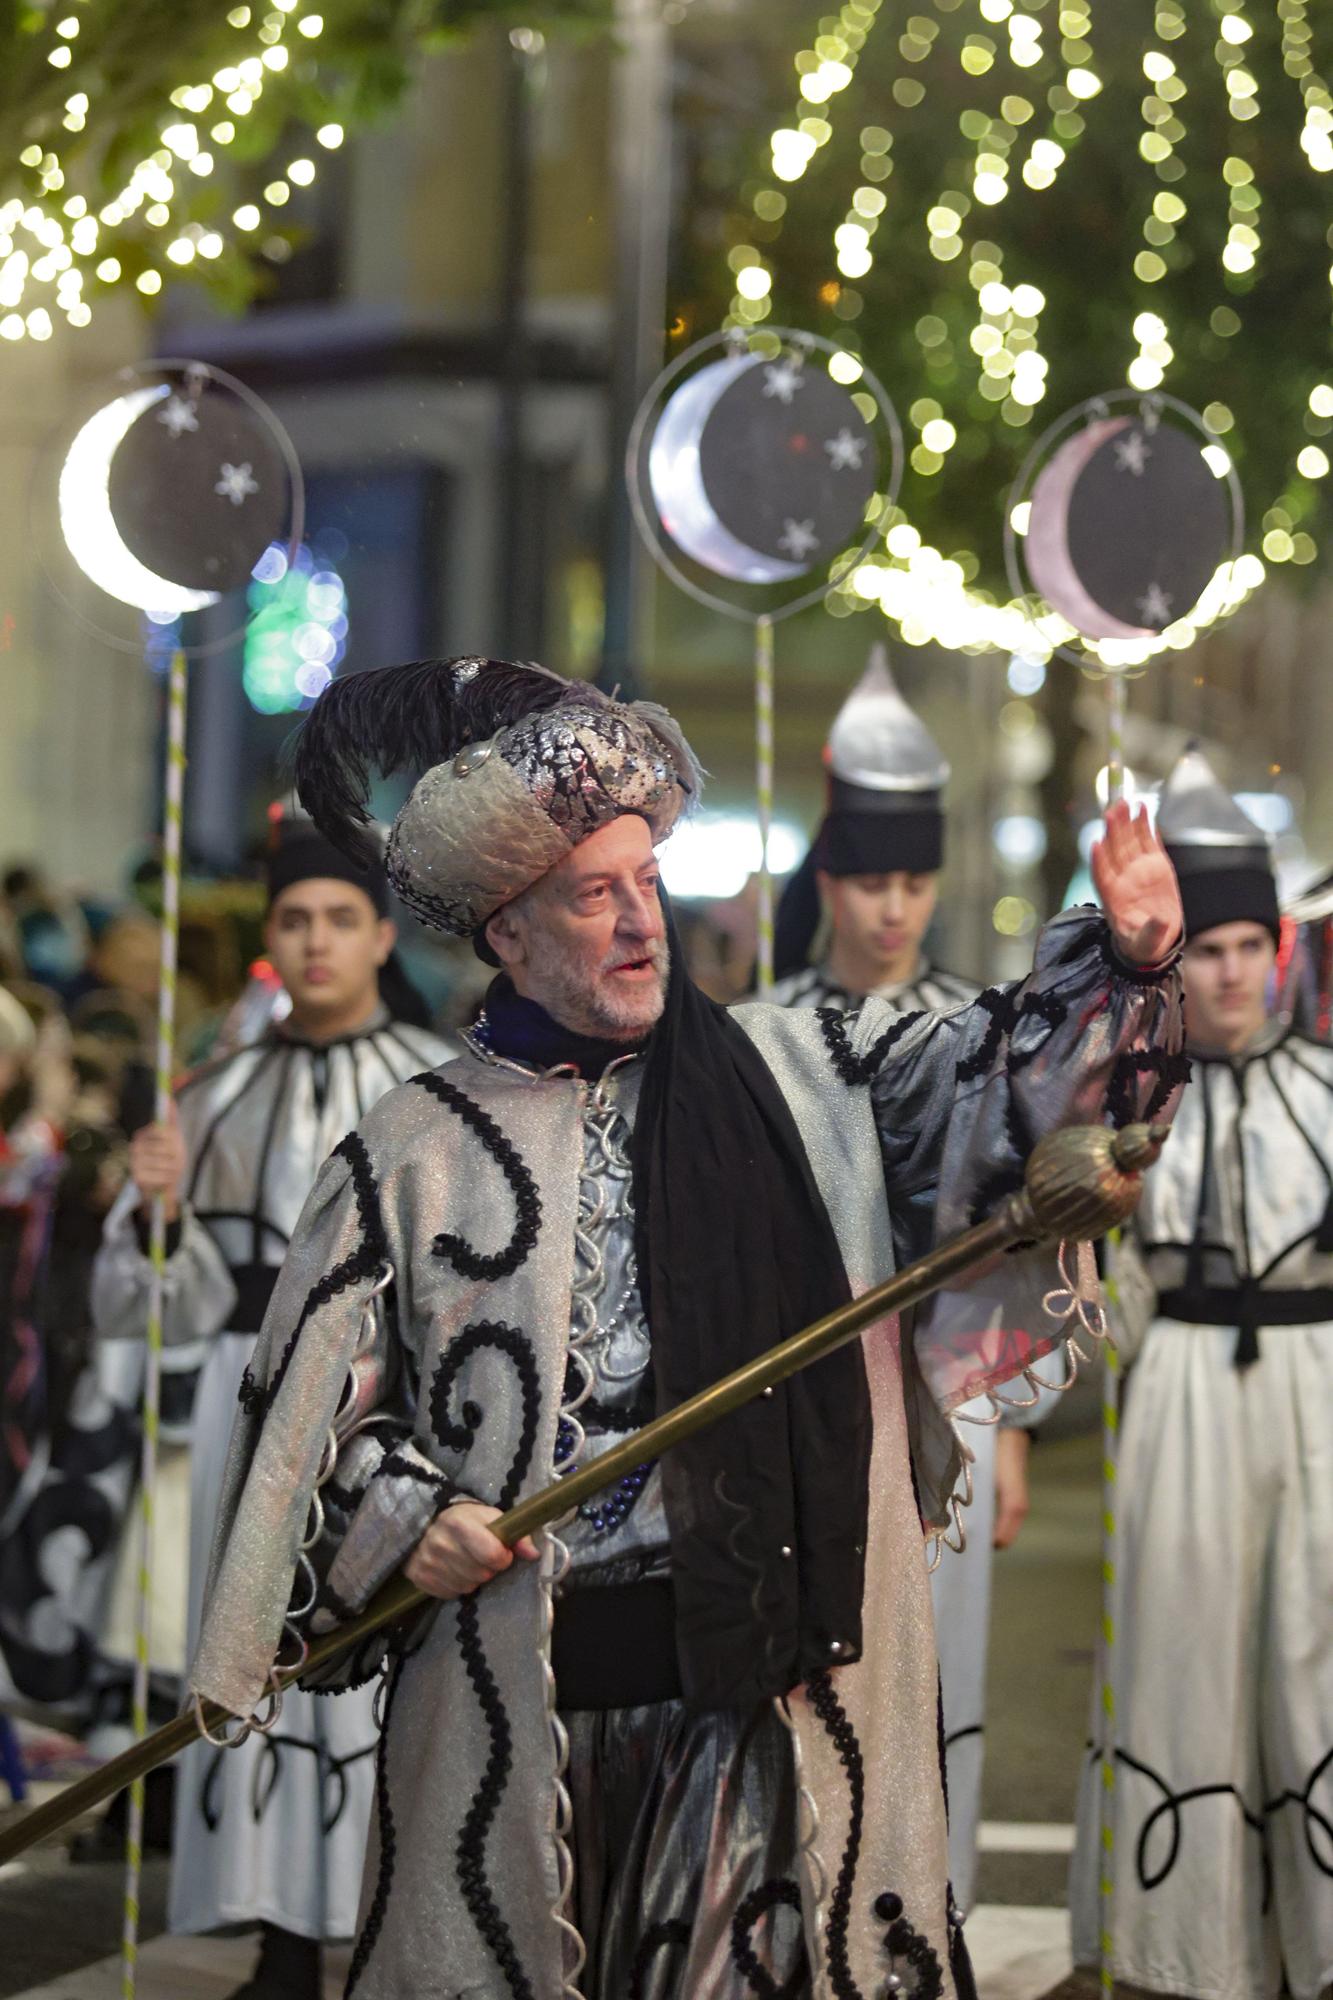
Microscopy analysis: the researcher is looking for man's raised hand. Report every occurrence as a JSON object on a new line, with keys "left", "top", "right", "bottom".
{"left": 1090, "top": 799, "right": 1183, "bottom": 968}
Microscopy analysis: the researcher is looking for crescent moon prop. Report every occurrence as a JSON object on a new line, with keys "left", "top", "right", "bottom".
{"left": 648, "top": 354, "right": 807, "bottom": 584}
{"left": 1025, "top": 417, "right": 1147, "bottom": 641}
{"left": 57, "top": 386, "right": 221, "bottom": 618}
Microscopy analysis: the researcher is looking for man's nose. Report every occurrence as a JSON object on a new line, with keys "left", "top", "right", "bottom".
{"left": 620, "top": 884, "right": 664, "bottom": 938}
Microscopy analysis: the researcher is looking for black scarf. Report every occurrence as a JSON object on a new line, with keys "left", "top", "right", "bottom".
{"left": 482, "top": 918, "right": 873, "bottom": 1707}
{"left": 634, "top": 906, "right": 871, "bottom": 1708}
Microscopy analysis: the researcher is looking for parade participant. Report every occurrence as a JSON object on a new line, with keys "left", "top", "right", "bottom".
{"left": 91, "top": 814, "right": 454, "bottom": 2000}
{"left": 1070, "top": 746, "right": 1333, "bottom": 2000}
{"left": 770, "top": 645, "right": 978, "bottom": 1016}
{"left": 772, "top": 646, "right": 1046, "bottom": 1916}
{"left": 192, "top": 657, "right": 1184, "bottom": 2000}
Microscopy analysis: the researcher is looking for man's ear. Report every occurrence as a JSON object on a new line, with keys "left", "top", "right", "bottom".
{"left": 485, "top": 905, "right": 525, "bottom": 971}
{"left": 374, "top": 917, "right": 397, "bottom": 969}
{"left": 815, "top": 869, "right": 837, "bottom": 915}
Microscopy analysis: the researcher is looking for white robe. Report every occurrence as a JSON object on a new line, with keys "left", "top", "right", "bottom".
{"left": 1070, "top": 1023, "right": 1333, "bottom": 2000}
{"left": 92, "top": 1012, "right": 453, "bottom": 1941}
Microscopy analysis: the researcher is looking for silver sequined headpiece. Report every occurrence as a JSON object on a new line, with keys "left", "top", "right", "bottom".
{"left": 386, "top": 684, "right": 702, "bottom": 936}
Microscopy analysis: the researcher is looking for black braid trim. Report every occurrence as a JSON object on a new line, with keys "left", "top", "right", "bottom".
{"left": 818, "top": 1007, "right": 925, "bottom": 1087}
{"left": 805, "top": 1670, "right": 866, "bottom": 2000}
{"left": 578, "top": 1386, "right": 654, "bottom": 1433}
{"left": 412, "top": 1072, "right": 542, "bottom": 1280}
{"left": 455, "top": 1594, "right": 535, "bottom": 2000}
{"left": 873, "top": 1891, "right": 945, "bottom": 1999}
{"left": 377, "top": 1447, "right": 456, "bottom": 1498}
{"left": 344, "top": 1649, "right": 406, "bottom": 1996}
{"left": 955, "top": 984, "right": 1069, "bottom": 1086}
{"left": 1098, "top": 929, "right": 1183, "bottom": 987}
{"left": 628, "top": 1918, "right": 692, "bottom": 1999}
{"left": 729, "top": 1878, "right": 807, "bottom": 1999}
{"left": 1105, "top": 1045, "right": 1192, "bottom": 1130}
{"left": 243, "top": 1133, "right": 387, "bottom": 1418}
{"left": 430, "top": 1322, "right": 541, "bottom": 1511}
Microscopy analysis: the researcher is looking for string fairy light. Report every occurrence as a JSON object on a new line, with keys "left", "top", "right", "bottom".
{"left": 0, "top": 0, "right": 345, "bottom": 339}
{"left": 709, "top": 0, "right": 1333, "bottom": 654}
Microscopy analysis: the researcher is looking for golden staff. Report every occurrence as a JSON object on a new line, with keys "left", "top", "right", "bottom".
{"left": 0, "top": 1118, "right": 1168, "bottom": 1868}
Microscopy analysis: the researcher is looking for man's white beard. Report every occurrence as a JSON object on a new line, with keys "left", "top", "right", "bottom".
{"left": 525, "top": 930, "right": 670, "bottom": 1041}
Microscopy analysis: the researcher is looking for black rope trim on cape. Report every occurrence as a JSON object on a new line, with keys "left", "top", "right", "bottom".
{"left": 805, "top": 1670, "right": 866, "bottom": 2000}
{"left": 344, "top": 1648, "right": 407, "bottom": 1998}
{"left": 873, "top": 1892, "right": 945, "bottom": 1999}
{"left": 454, "top": 1593, "right": 536, "bottom": 2000}
{"left": 238, "top": 1131, "right": 386, "bottom": 1417}
{"left": 818, "top": 1007, "right": 925, "bottom": 1087}
{"left": 376, "top": 1446, "right": 456, "bottom": 1497}
{"left": 729, "top": 1877, "right": 808, "bottom": 1999}
{"left": 412, "top": 1072, "right": 542, "bottom": 1280}
{"left": 954, "top": 984, "right": 1069, "bottom": 1086}
{"left": 1104, "top": 1046, "right": 1192, "bottom": 1131}
{"left": 628, "top": 1919, "right": 693, "bottom": 2000}
{"left": 429, "top": 1322, "right": 541, "bottom": 1511}
{"left": 197, "top": 1732, "right": 376, "bottom": 1837}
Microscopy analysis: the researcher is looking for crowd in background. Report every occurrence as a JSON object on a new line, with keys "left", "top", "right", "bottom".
{"left": 0, "top": 854, "right": 765, "bottom": 1543}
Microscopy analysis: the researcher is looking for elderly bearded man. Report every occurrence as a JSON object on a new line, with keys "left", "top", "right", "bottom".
{"left": 192, "top": 659, "right": 1186, "bottom": 2000}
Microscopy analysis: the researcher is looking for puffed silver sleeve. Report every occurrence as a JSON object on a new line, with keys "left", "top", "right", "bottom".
{"left": 864, "top": 904, "right": 1187, "bottom": 1412}
{"left": 190, "top": 1139, "right": 411, "bottom": 1719}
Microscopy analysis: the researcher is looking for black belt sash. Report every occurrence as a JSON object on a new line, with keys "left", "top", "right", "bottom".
{"left": 551, "top": 1577, "right": 683, "bottom": 1711}
{"left": 1157, "top": 1286, "right": 1333, "bottom": 1371}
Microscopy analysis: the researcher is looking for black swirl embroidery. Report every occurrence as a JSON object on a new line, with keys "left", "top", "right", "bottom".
{"left": 344, "top": 1649, "right": 407, "bottom": 1997}
{"left": 1105, "top": 1045, "right": 1191, "bottom": 1130}
{"left": 455, "top": 1593, "right": 535, "bottom": 1999}
{"left": 954, "top": 984, "right": 1069, "bottom": 1086}
{"left": 239, "top": 1132, "right": 386, "bottom": 1417}
{"left": 805, "top": 1670, "right": 866, "bottom": 2000}
{"left": 429, "top": 1322, "right": 541, "bottom": 1511}
{"left": 628, "top": 1918, "right": 692, "bottom": 1999}
{"left": 874, "top": 1891, "right": 945, "bottom": 1998}
{"left": 1094, "top": 1744, "right": 1273, "bottom": 1909}
{"left": 729, "top": 1878, "right": 807, "bottom": 1999}
{"left": 819, "top": 1008, "right": 925, "bottom": 1087}
{"left": 1265, "top": 1742, "right": 1333, "bottom": 1878}
{"left": 412, "top": 1073, "right": 542, "bottom": 1280}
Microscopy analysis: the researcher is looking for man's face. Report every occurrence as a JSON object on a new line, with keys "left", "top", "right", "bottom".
{"left": 486, "top": 816, "right": 669, "bottom": 1043}
{"left": 263, "top": 879, "right": 394, "bottom": 1026}
{"left": 1181, "top": 919, "right": 1275, "bottom": 1049}
{"left": 820, "top": 868, "right": 939, "bottom": 981}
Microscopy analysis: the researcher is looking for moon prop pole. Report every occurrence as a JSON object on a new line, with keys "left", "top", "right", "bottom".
{"left": 1097, "top": 672, "right": 1131, "bottom": 1995}
{"left": 120, "top": 648, "right": 188, "bottom": 2000}
{"left": 0, "top": 1120, "right": 1169, "bottom": 1869}
{"left": 754, "top": 612, "right": 776, "bottom": 993}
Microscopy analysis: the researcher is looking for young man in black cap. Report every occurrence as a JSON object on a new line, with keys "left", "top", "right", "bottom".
{"left": 1071, "top": 748, "right": 1333, "bottom": 2000}
{"left": 772, "top": 644, "right": 1044, "bottom": 1917}
{"left": 92, "top": 815, "right": 453, "bottom": 2000}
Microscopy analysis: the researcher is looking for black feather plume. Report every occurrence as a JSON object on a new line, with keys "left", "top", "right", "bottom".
{"left": 293, "top": 657, "right": 576, "bottom": 855}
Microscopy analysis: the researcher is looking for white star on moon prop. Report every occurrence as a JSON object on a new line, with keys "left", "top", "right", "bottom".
{"left": 824, "top": 426, "right": 867, "bottom": 471}
{"left": 158, "top": 396, "right": 199, "bottom": 439}
{"left": 778, "top": 517, "right": 819, "bottom": 559}
{"left": 215, "top": 461, "right": 259, "bottom": 506}
{"left": 762, "top": 358, "right": 804, "bottom": 405}
{"left": 1137, "top": 581, "right": 1173, "bottom": 624}
{"left": 1114, "top": 432, "right": 1150, "bottom": 476}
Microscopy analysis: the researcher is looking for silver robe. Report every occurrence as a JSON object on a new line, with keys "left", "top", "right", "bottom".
{"left": 1070, "top": 1022, "right": 1333, "bottom": 2000}
{"left": 92, "top": 1011, "right": 453, "bottom": 1941}
{"left": 192, "top": 908, "right": 1184, "bottom": 1998}
{"left": 772, "top": 955, "right": 1056, "bottom": 1916}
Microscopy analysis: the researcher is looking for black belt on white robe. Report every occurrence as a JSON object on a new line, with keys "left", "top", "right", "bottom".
{"left": 1156, "top": 1284, "right": 1333, "bottom": 1370}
